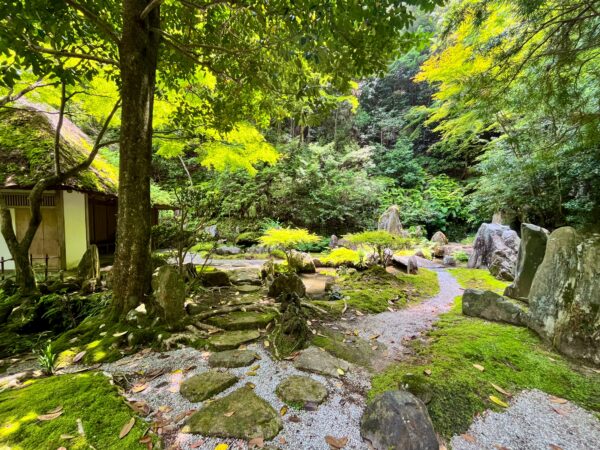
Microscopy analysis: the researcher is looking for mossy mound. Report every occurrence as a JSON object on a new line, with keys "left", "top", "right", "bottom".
{"left": 370, "top": 296, "right": 600, "bottom": 439}
{"left": 208, "top": 330, "right": 261, "bottom": 350}
{"left": 275, "top": 375, "right": 328, "bottom": 406}
{"left": 448, "top": 268, "right": 509, "bottom": 294}
{"left": 208, "top": 349, "right": 258, "bottom": 368}
{"left": 0, "top": 372, "right": 149, "bottom": 449}
{"left": 180, "top": 371, "right": 238, "bottom": 402}
{"left": 183, "top": 386, "right": 282, "bottom": 440}
{"left": 311, "top": 328, "right": 385, "bottom": 369}
{"left": 206, "top": 311, "right": 277, "bottom": 331}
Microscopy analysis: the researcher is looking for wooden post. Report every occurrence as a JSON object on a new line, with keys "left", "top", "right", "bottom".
{"left": 45, "top": 254, "right": 49, "bottom": 281}
{"left": 1, "top": 256, "right": 4, "bottom": 280}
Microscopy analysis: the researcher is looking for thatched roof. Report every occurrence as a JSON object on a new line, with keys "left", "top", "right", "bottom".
{"left": 0, "top": 100, "right": 118, "bottom": 196}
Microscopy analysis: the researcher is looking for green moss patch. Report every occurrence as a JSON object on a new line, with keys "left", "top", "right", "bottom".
{"left": 0, "top": 373, "right": 149, "bottom": 449}
{"left": 311, "top": 327, "right": 385, "bottom": 369}
{"left": 206, "top": 311, "right": 277, "bottom": 331}
{"left": 370, "top": 297, "right": 600, "bottom": 438}
{"left": 448, "top": 268, "right": 509, "bottom": 294}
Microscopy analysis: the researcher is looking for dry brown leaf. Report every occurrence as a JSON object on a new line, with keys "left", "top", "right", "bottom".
{"left": 491, "top": 383, "right": 511, "bottom": 397}
{"left": 473, "top": 364, "right": 485, "bottom": 372}
{"left": 325, "top": 435, "right": 348, "bottom": 449}
{"left": 549, "top": 445, "right": 563, "bottom": 450}
{"left": 552, "top": 407, "right": 568, "bottom": 416}
{"left": 246, "top": 371, "right": 257, "bottom": 376}
{"left": 439, "top": 445, "right": 447, "bottom": 450}
{"left": 387, "top": 307, "right": 394, "bottom": 312}
{"left": 549, "top": 396, "right": 567, "bottom": 404}
{"left": 369, "top": 334, "right": 380, "bottom": 340}
{"left": 60, "top": 434, "right": 75, "bottom": 440}
{"left": 73, "top": 351, "right": 86, "bottom": 363}
{"left": 223, "top": 411, "right": 235, "bottom": 417}
{"left": 158, "top": 405, "right": 173, "bottom": 413}
{"left": 494, "top": 445, "right": 510, "bottom": 450}
{"left": 57, "top": 447, "right": 67, "bottom": 450}
{"left": 461, "top": 434, "right": 476, "bottom": 443}
{"left": 38, "top": 410, "right": 63, "bottom": 421}
{"left": 280, "top": 406, "right": 288, "bottom": 416}
{"left": 119, "top": 417, "right": 135, "bottom": 439}
{"left": 248, "top": 436, "right": 264, "bottom": 448}
{"left": 189, "top": 440, "right": 205, "bottom": 449}
{"left": 167, "top": 384, "right": 180, "bottom": 393}
{"left": 132, "top": 383, "right": 149, "bottom": 393}
{"left": 279, "top": 437, "right": 287, "bottom": 445}
{"left": 46, "top": 406, "right": 64, "bottom": 414}
{"left": 424, "top": 369, "right": 432, "bottom": 376}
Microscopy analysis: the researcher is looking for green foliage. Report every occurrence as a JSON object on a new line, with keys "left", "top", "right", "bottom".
{"left": 344, "top": 230, "right": 409, "bottom": 266}
{"left": 260, "top": 228, "right": 320, "bottom": 251}
{"left": 452, "top": 250, "right": 469, "bottom": 262}
{"left": 0, "top": 373, "right": 150, "bottom": 449}
{"left": 370, "top": 297, "right": 600, "bottom": 438}
{"left": 37, "top": 341, "right": 57, "bottom": 375}
{"left": 295, "top": 237, "right": 331, "bottom": 253}
{"left": 321, "top": 248, "right": 362, "bottom": 267}
{"left": 448, "top": 268, "right": 509, "bottom": 294}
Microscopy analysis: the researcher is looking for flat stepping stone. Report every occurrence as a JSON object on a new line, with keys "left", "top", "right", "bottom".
{"left": 235, "top": 284, "right": 262, "bottom": 293}
{"left": 293, "top": 346, "right": 350, "bottom": 378}
{"left": 180, "top": 371, "right": 238, "bottom": 402}
{"left": 209, "top": 349, "right": 258, "bottom": 368}
{"left": 183, "top": 386, "right": 283, "bottom": 440}
{"left": 229, "top": 269, "right": 262, "bottom": 286}
{"left": 276, "top": 375, "right": 327, "bottom": 406}
{"left": 206, "top": 311, "right": 277, "bottom": 330}
{"left": 208, "top": 330, "right": 261, "bottom": 350}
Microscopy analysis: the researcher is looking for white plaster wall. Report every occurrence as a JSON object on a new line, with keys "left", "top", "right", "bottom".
{"left": 63, "top": 191, "right": 88, "bottom": 269}
{"left": 0, "top": 209, "right": 16, "bottom": 271}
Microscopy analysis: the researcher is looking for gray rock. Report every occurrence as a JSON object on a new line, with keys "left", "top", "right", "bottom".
{"left": 504, "top": 223, "right": 549, "bottom": 301}
{"left": 443, "top": 255, "right": 457, "bottom": 266}
{"left": 329, "top": 234, "right": 339, "bottom": 248}
{"left": 528, "top": 227, "right": 600, "bottom": 366}
{"left": 215, "top": 246, "right": 242, "bottom": 256}
{"left": 392, "top": 255, "right": 419, "bottom": 274}
{"left": 208, "top": 330, "right": 261, "bottom": 350}
{"left": 229, "top": 268, "right": 262, "bottom": 286}
{"left": 293, "top": 346, "right": 350, "bottom": 378}
{"left": 235, "top": 284, "right": 261, "bottom": 293}
{"left": 462, "top": 289, "right": 528, "bottom": 326}
{"left": 180, "top": 370, "right": 238, "bottom": 402}
{"left": 204, "top": 225, "right": 218, "bottom": 237}
{"left": 77, "top": 244, "right": 100, "bottom": 281}
{"left": 378, "top": 205, "right": 403, "bottom": 235}
{"left": 288, "top": 250, "right": 316, "bottom": 274}
{"left": 184, "top": 386, "right": 282, "bottom": 440}
{"left": 208, "top": 349, "right": 258, "bottom": 368}
{"left": 151, "top": 265, "right": 186, "bottom": 328}
{"left": 199, "top": 269, "right": 230, "bottom": 287}
{"left": 275, "top": 375, "right": 328, "bottom": 405}
{"left": 360, "top": 390, "right": 438, "bottom": 450}
{"left": 267, "top": 273, "right": 306, "bottom": 299}
{"left": 468, "top": 223, "right": 520, "bottom": 281}
{"left": 431, "top": 231, "right": 448, "bottom": 245}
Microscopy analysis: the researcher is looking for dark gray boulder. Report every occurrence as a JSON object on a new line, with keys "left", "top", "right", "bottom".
{"left": 267, "top": 273, "right": 306, "bottom": 299}
{"left": 462, "top": 289, "right": 528, "bottom": 326}
{"left": 528, "top": 227, "right": 600, "bottom": 366}
{"left": 504, "top": 223, "right": 549, "bottom": 301}
{"left": 360, "top": 390, "right": 438, "bottom": 450}
{"left": 468, "top": 223, "right": 520, "bottom": 281}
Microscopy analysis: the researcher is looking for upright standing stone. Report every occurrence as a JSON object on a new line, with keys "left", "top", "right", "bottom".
{"left": 378, "top": 205, "right": 403, "bottom": 235}
{"left": 468, "top": 223, "right": 520, "bottom": 281}
{"left": 504, "top": 223, "right": 549, "bottom": 301}
{"left": 77, "top": 244, "right": 100, "bottom": 281}
{"left": 151, "top": 265, "right": 186, "bottom": 328}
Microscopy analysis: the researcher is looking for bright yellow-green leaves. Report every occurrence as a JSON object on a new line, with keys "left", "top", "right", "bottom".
{"left": 259, "top": 227, "right": 320, "bottom": 250}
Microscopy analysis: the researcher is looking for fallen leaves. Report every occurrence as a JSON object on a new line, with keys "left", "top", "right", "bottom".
{"left": 461, "top": 434, "right": 476, "bottom": 443}
{"left": 119, "top": 418, "right": 135, "bottom": 439}
{"left": 214, "top": 444, "right": 229, "bottom": 450}
{"left": 248, "top": 437, "right": 264, "bottom": 448}
{"left": 549, "top": 396, "right": 567, "bottom": 404}
{"left": 473, "top": 364, "right": 485, "bottom": 372}
{"left": 336, "top": 368, "right": 345, "bottom": 376}
{"left": 72, "top": 351, "right": 86, "bottom": 363}
{"left": 325, "top": 435, "right": 348, "bottom": 449}
{"left": 279, "top": 406, "right": 288, "bottom": 416}
{"left": 423, "top": 369, "right": 432, "bottom": 376}
{"left": 223, "top": 411, "right": 235, "bottom": 417}
{"left": 491, "top": 383, "right": 511, "bottom": 397}
{"left": 132, "top": 383, "right": 149, "bottom": 393}
{"left": 549, "top": 445, "right": 564, "bottom": 450}
{"left": 489, "top": 395, "right": 508, "bottom": 408}
{"left": 38, "top": 406, "right": 64, "bottom": 421}
{"left": 139, "top": 435, "right": 153, "bottom": 449}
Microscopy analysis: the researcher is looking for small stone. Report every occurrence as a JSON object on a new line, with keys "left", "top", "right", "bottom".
{"left": 179, "top": 371, "right": 238, "bottom": 402}
{"left": 206, "top": 311, "right": 277, "bottom": 331}
{"left": 236, "top": 284, "right": 261, "bottom": 293}
{"left": 275, "top": 376, "right": 328, "bottom": 406}
{"left": 184, "top": 386, "right": 283, "bottom": 440}
{"left": 293, "top": 346, "right": 350, "bottom": 378}
{"left": 208, "top": 330, "right": 261, "bottom": 351}
{"left": 208, "top": 350, "right": 258, "bottom": 368}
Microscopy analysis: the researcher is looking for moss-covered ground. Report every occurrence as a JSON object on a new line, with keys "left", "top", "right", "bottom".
{"left": 370, "top": 296, "right": 600, "bottom": 439}
{"left": 448, "top": 267, "right": 509, "bottom": 294}
{"left": 0, "top": 372, "right": 150, "bottom": 450}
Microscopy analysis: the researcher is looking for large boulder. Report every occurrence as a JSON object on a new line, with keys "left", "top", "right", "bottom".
{"left": 199, "top": 269, "right": 230, "bottom": 287}
{"left": 267, "top": 273, "right": 306, "bottom": 299}
{"left": 214, "top": 246, "right": 242, "bottom": 256}
{"left": 504, "top": 223, "right": 550, "bottom": 301}
{"left": 528, "top": 227, "right": 600, "bottom": 366}
{"left": 430, "top": 231, "right": 448, "bottom": 246}
{"left": 151, "top": 265, "right": 186, "bottom": 328}
{"left": 468, "top": 223, "right": 520, "bottom": 281}
{"left": 288, "top": 250, "right": 316, "bottom": 273}
{"left": 360, "top": 390, "right": 438, "bottom": 450}
{"left": 77, "top": 245, "right": 100, "bottom": 281}
{"left": 378, "top": 205, "right": 403, "bottom": 235}
{"left": 462, "top": 289, "right": 528, "bottom": 326}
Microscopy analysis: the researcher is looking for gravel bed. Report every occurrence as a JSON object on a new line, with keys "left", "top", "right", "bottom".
{"left": 451, "top": 389, "right": 600, "bottom": 450}
{"left": 102, "top": 345, "right": 370, "bottom": 450}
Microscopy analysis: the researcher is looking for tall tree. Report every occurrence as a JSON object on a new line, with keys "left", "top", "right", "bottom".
{"left": 1, "top": 0, "right": 443, "bottom": 318}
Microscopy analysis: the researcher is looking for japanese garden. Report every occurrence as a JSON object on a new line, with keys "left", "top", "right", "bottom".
{"left": 0, "top": 0, "right": 598, "bottom": 449}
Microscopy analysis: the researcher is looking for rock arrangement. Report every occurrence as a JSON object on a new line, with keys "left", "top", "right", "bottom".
{"left": 151, "top": 265, "right": 186, "bottom": 328}
{"left": 378, "top": 204, "right": 404, "bottom": 235}
{"left": 468, "top": 223, "right": 520, "bottom": 281}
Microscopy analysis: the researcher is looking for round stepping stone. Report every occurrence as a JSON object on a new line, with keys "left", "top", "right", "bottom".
{"left": 276, "top": 375, "right": 327, "bottom": 406}
{"left": 209, "top": 349, "right": 258, "bottom": 368}
{"left": 183, "top": 386, "right": 282, "bottom": 440}
{"left": 208, "top": 330, "right": 260, "bottom": 350}
{"left": 206, "top": 311, "right": 276, "bottom": 331}
{"left": 180, "top": 371, "right": 238, "bottom": 402}
{"left": 293, "top": 346, "right": 350, "bottom": 378}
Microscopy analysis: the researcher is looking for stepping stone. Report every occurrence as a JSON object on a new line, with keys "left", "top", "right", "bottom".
{"left": 276, "top": 375, "right": 328, "bottom": 406}
{"left": 293, "top": 346, "right": 350, "bottom": 378}
{"left": 208, "top": 330, "right": 261, "bottom": 350}
{"left": 180, "top": 371, "right": 238, "bottom": 402}
{"left": 206, "top": 311, "right": 277, "bottom": 331}
{"left": 183, "top": 386, "right": 283, "bottom": 440}
{"left": 209, "top": 349, "right": 258, "bottom": 368}
{"left": 235, "top": 284, "right": 261, "bottom": 293}
{"left": 229, "top": 269, "right": 262, "bottom": 286}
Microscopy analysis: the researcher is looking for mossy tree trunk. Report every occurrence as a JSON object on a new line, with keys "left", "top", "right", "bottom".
{"left": 109, "top": 0, "right": 161, "bottom": 320}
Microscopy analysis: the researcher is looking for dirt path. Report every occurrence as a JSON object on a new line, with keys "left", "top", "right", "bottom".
{"left": 336, "top": 269, "right": 464, "bottom": 371}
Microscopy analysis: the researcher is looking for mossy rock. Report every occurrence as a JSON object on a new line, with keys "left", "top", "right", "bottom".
{"left": 183, "top": 386, "right": 283, "bottom": 440}
{"left": 180, "top": 371, "right": 238, "bottom": 402}
{"left": 208, "top": 349, "right": 259, "bottom": 368}
{"left": 311, "top": 328, "right": 386, "bottom": 370}
{"left": 200, "top": 270, "right": 231, "bottom": 287}
{"left": 275, "top": 375, "right": 328, "bottom": 406}
{"left": 208, "top": 330, "right": 261, "bottom": 350}
{"left": 399, "top": 373, "right": 434, "bottom": 404}
{"left": 206, "top": 311, "right": 277, "bottom": 331}
{"left": 236, "top": 284, "right": 262, "bottom": 293}
{"left": 293, "top": 346, "right": 350, "bottom": 378}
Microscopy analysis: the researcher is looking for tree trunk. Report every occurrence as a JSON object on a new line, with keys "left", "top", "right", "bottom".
{"left": 0, "top": 207, "right": 37, "bottom": 294}
{"left": 110, "top": 0, "right": 161, "bottom": 319}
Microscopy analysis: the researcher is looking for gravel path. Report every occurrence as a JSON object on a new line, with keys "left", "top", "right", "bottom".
{"left": 337, "top": 269, "right": 463, "bottom": 370}
{"left": 451, "top": 389, "right": 600, "bottom": 450}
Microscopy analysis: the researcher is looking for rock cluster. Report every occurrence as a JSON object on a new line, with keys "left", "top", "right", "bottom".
{"left": 468, "top": 223, "right": 520, "bottom": 281}
{"left": 378, "top": 205, "right": 404, "bottom": 235}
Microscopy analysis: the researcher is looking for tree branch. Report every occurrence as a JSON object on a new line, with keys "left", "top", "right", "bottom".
{"left": 0, "top": 78, "right": 57, "bottom": 108}
{"left": 63, "top": 0, "right": 120, "bottom": 44}
{"left": 141, "top": 0, "right": 164, "bottom": 20}
{"left": 29, "top": 45, "right": 119, "bottom": 66}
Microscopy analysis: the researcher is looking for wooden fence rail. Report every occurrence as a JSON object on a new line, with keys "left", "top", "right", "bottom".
{"left": 1, "top": 254, "right": 61, "bottom": 282}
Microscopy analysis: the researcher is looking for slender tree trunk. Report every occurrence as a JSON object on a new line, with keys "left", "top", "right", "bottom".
{"left": 110, "top": 0, "right": 161, "bottom": 319}
{"left": 0, "top": 205, "right": 37, "bottom": 294}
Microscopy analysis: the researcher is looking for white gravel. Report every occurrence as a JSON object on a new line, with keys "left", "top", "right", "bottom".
{"left": 102, "top": 345, "right": 370, "bottom": 450}
{"left": 451, "top": 389, "right": 600, "bottom": 450}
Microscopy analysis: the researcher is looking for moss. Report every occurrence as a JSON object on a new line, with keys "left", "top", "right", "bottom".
{"left": 311, "top": 328, "right": 385, "bottom": 369}
{"left": 206, "top": 311, "right": 277, "bottom": 330}
{"left": 448, "top": 267, "right": 509, "bottom": 294}
{"left": 0, "top": 372, "right": 151, "bottom": 449}
{"left": 370, "top": 297, "right": 600, "bottom": 439}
